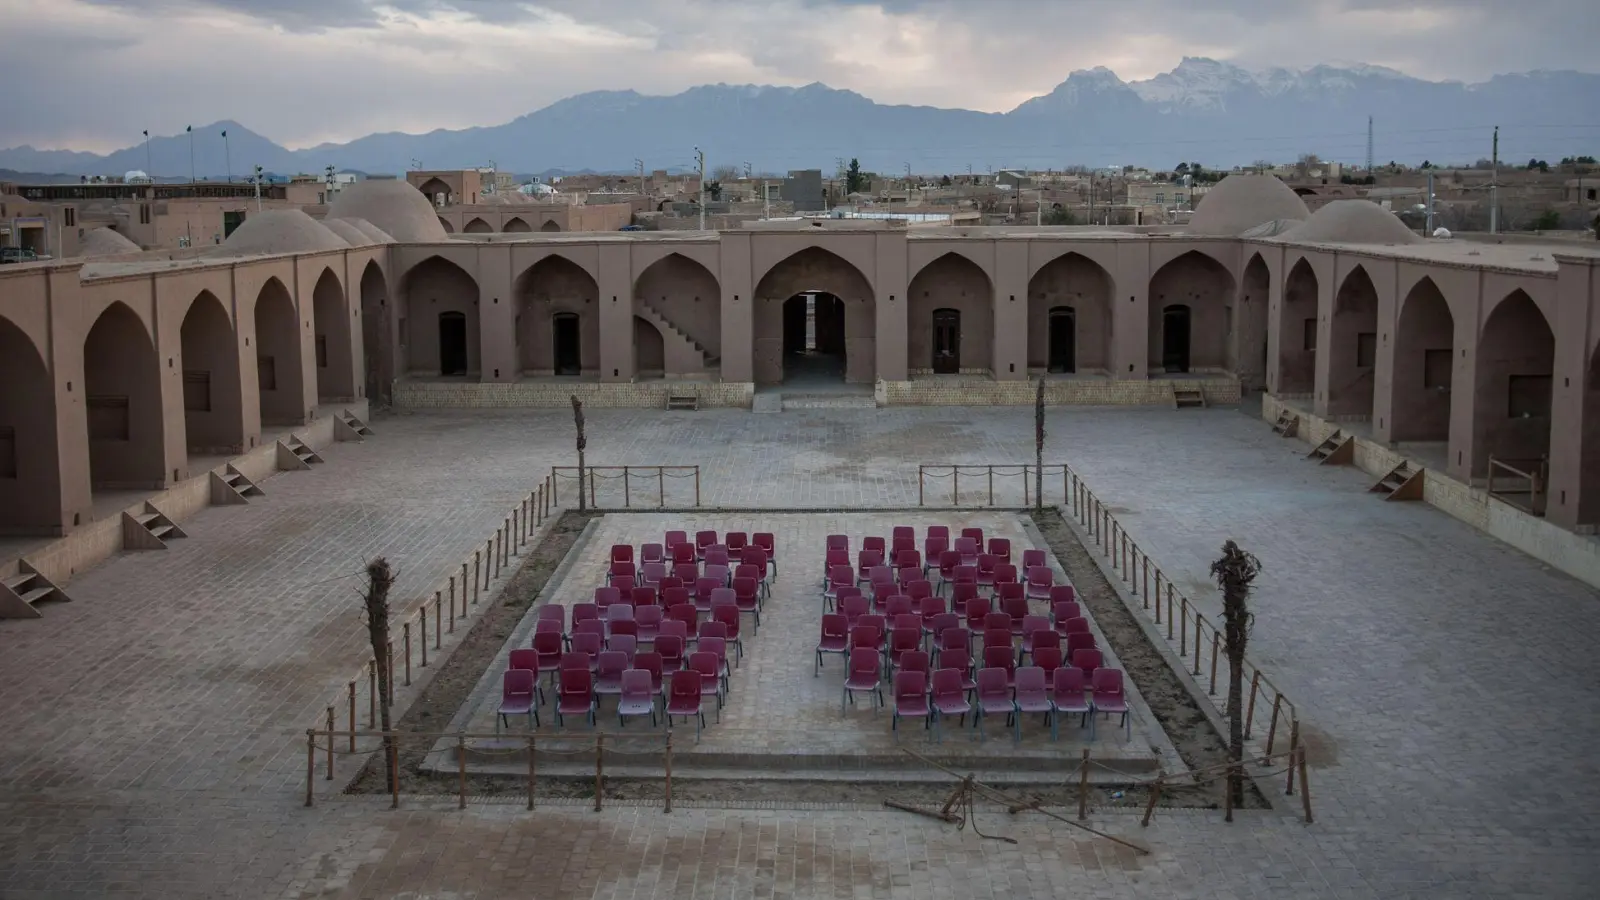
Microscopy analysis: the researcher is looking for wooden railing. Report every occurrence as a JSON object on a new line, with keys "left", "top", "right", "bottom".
{"left": 551, "top": 466, "right": 701, "bottom": 508}
{"left": 916, "top": 464, "right": 1071, "bottom": 507}
{"left": 1487, "top": 455, "right": 1548, "bottom": 516}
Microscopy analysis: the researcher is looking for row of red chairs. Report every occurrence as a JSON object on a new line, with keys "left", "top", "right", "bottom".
{"left": 611, "top": 531, "right": 778, "bottom": 575}
{"left": 881, "top": 661, "right": 1129, "bottom": 743}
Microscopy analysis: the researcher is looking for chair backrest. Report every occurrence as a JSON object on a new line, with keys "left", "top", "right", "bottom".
{"left": 987, "top": 537, "right": 1011, "bottom": 561}
{"left": 940, "top": 647, "right": 971, "bottom": 674}
{"left": 504, "top": 668, "right": 535, "bottom": 699}
{"left": 952, "top": 564, "right": 977, "bottom": 585}
{"left": 869, "top": 565, "right": 895, "bottom": 587}
{"left": 928, "top": 525, "right": 950, "bottom": 541}
{"left": 569, "top": 631, "right": 602, "bottom": 661}
{"left": 732, "top": 577, "right": 758, "bottom": 602}
{"left": 922, "top": 599, "right": 950, "bottom": 625}
{"left": 663, "top": 587, "right": 691, "bottom": 609}
{"left": 573, "top": 602, "right": 600, "bottom": 623}
{"left": 1092, "top": 667, "right": 1123, "bottom": 696}
{"left": 655, "top": 634, "right": 684, "bottom": 663}
{"left": 739, "top": 547, "right": 768, "bottom": 571}
{"left": 633, "top": 652, "right": 663, "bottom": 686}
{"left": 1050, "top": 585, "right": 1078, "bottom": 605}
{"left": 641, "top": 542, "right": 665, "bottom": 564}
{"left": 1072, "top": 647, "right": 1103, "bottom": 674}
{"left": 610, "top": 544, "right": 633, "bottom": 564}
{"left": 821, "top": 612, "right": 849, "bottom": 640}
{"left": 725, "top": 531, "right": 748, "bottom": 551}
{"left": 1031, "top": 630, "right": 1061, "bottom": 652}
{"left": 1064, "top": 616, "right": 1090, "bottom": 635}
{"left": 848, "top": 647, "right": 880, "bottom": 678}
{"left": 508, "top": 648, "right": 538, "bottom": 671}
{"left": 694, "top": 577, "right": 721, "bottom": 604}
{"left": 688, "top": 651, "right": 718, "bottom": 679}
{"left": 1015, "top": 665, "right": 1046, "bottom": 696}
{"left": 976, "top": 666, "right": 1008, "bottom": 697}
{"left": 640, "top": 562, "right": 667, "bottom": 585}
{"left": 635, "top": 604, "right": 664, "bottom": 627}
{"left": 905, "top": 580, "right": 933, "bottom": 602}
{"left": 894, "top": 670, "right": 926, "bottom": 704}
{"left": 1021, "top": 549, "right": 1047, "bottom": 571}
{"left": 827, "top": 564, "right": 853, "bottom": 586}
{"left": 1052, "top": 600, "right": 1082, "bottom": 623}
{"left": 1066, "top": 632, "right": 1097, "bottom": 656}
{"left": 610, "top": 560, "right": 636, "bottom": 580}
{"left": 825, "top": 533, "right": 848, "bottom": 551}
{"left": 841, "top": 593, "right": 869, "bottom": 624}
{"left": 708, "top": 587, "right": 736, "bottom": 609}
{"left": 983, "top": 644, "right": 1015, "bottom": 672}
{"left": 982, "top": 628, "right": 1011, "bottom": 654}
{"left": 1021, "top": 614, "right": 1050, "bottom": 637}
{"left": 697, "top": 621, "right": 728, "bottom": 641}
{"left": 863, "top": 535, "right": 885, "bottom": 554}
{"left": 608, "top": 634, "right": 637, "bottom": 660}
{"left": 977, "top": 553, "right": 998, "bottom": 575}
{"left": 1027, "top": 565, "right": 1053, "bottom": 587}
{"left": 535, "top": 618, "right": 562, "bottom": 637}
{"left": 620, "top": 668, "right": 652, "bottom": 699}
{"left": 892, "top": 525, "right": 914, "bottom": 543}
{"left": 859, "top": 614, "right": 887, "bottom": 636}
{"left": 629, "top": 586, "right": 657, "bottom": 607}
{"left": 658, "top": 618, "right": 689, "bottom": 640}
{"left": 754, "top": 532, "right": 776, "bottom": 555}
{"left": 734, "top": 564, "right": 761, "bottom": 583}
{"left": 996, "top": 582, "right": 1024, "bottom": 606}
{"left": 659, "top": 576, "right": 684, "bottom": 592}
{"left": 1033, "top": 646, "right": 1064, "bottom": 673}
{"left": 892, "top": 613, "right": 922, "bottom": 633}
{"left": 575, "top": 619, "right": 606, "bottom": 638}
{"left": 1000, "top": 596, "right": 1029, "bottom": 623}
{"left": 671, "top": 544, "right": 696, "bottom": 566}
{"left": 964, "top": 593, "right": 991, "bottom": 626}
{"left": 696, "top": 530, "right": 718, "bottom": 550}
{"left": 872, "top": 583, "right": 898, "bottom": 607}
{"left": 924, "top": 535, "right": 948, "bottom": 559}
{"left": 938, "top": 624, "right": 970, "bottom": 651}
{"left": 937, "top": 550, "right": 961, "bottom": 575}
{"left": 849, "top": 624, "right": 881, "bottom": 650}
{"left": 704, "top": 548, "right": 730, "bottom": 568}
{"left": 899, "top": 649, "right": 930, "bottom": 677}
{"left": 961, "top": 527, "right": 984, "bottom": 544}
{"left": 703, "top": 564, "right": 730, "bottom": 585}
{"left": 890, "top": 626, "right": 921, "bottom": 657}
{"left": 610, "top": 575, "right": 636, "bottom": 594}
{"left": 699, "top": 636, "right": 727, "bottom": 661}
{"left": 559, "top": 666, "right": 591, "bottom": 697}
{"left": 665, "top": 530, "right": 688, "bottom": 549}
{"left": 885, "top": 594, "right": 913, "bottom": 619}
{"left": 890, "top": 536, "right": 915, "bottom": 563}
{"left": 1053, "top": 665, "right": 1086, "bottom": 695}
{"left": 931, "top": 667, "right": 963, "bottom": 700}
{"left": 609, "top": 619, "right": 639, "bottom": 642}
{"left": 596, "top": 650, "right": 628, "bottom": 678}
{"left": 712, "top": 603, "right": 740, "bottom": 635}
{"left": 607, "top": 603, "right": 636, "bottom": 623}
{"left": 835, "top": 586, "right": 862, "bottom": 607}
{"left": 857, "top": 549, "right": 884, "bottom": 571}
{"left": 532, "top": 630, "right": 562, "bottom": 657}
{"left": 993, "top": 563, "right": 1018, "bottom": 585}
{"left": 669, "top": 669, "right": 700, "bottom": 703}
{"left": 954, "top": 537, "right": 979, "bottom": 561}
{"left": 896, "top": 550, "right": 921, "bottom": 571}
{"left": 539, "top": 603, "right": 566, "bottom": 623}
{"left": 983, "top": 611, "right": 1012, "bottom": 634}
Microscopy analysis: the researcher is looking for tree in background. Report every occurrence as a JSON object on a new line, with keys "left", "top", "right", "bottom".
{"left": 940, "top": 174, "right": 952, "bottom": 187}
{"left": 1210, "top": 540, "right": 1261, "bottom": 818}
{"left": 571, "top": 396, "right": 587, "bottom": 512}
{"left": 361, "top": 557, "right": 397, "bottom": 790}
{"left": 710, "top": 164, "right": 741, "bottom": 183}
{"left": 1533, "top": 209, "right": 1561, "bottom": 231}
{"left": 1042, "top": 206, "right": 1076, "bottom": 226}
{"left": 846, "top": 158, "right": 865, "bottom": 194}
{"left": 704, "top": 181, "right": 723, "bottom": 201}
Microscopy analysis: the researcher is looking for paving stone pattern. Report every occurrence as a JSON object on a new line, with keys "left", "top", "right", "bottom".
{"left": 0, "top": 405, "right": 1595, "bottom": 898}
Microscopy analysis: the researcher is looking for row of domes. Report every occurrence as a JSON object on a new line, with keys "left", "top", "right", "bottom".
{"left": 1187, "top": 173, "right": 1420, "bottom": 244}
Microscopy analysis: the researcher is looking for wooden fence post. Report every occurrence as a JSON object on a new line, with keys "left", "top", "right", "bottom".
{"left": 368, "top": 660, "right": 377, "bottom": 727}
{"left": 305, "top": 730, "right": 315, "bottom": 807}
{"left": 623, "top": 466, "right": 630, "bottom": 508}
{"left": 1265, "top": 694, "right": 1282, "bottom": 756}
{"left": 664, "top": 732, "right": 674, "bottom": 814}
{"left": 918, "top": 467, "right": 924, "bottom": 506}
{"left": 458, "top": 735, "right": 468, "bottom": 810}
{"left": 953, "top": 467, "right": 959, "bottom": 505}
{"left": 694, "top": 466, "right": 701, "bottom": 506}
{"left": 389, "top": 741, "right": 400, "bottom": 809}
{"left": 594, "top": 734, "right": 604, "bottom": 812}
{"left": 1285, "top": 719, "right": 1301, "bottom": 796}
{"left": 1179, "top": 597, "right": 1188, "bottom": 656}
{"left": 988, "top": 466, "right": 994, "bottom": 506}
{"left": 1077, "top": 748, "right": 1090, "bottom": 820}
{"left": 1208, "top": 632, "right": 1220, "bottom": 694}
{"left": 403, "top": 624, "right": 412, "bottom": 686}
{"left": 1140, "top": 777, "right": 1162, "bottom": 827}
{"left": 1192, "top": 611, "right": 1203, "bottom": 677}
{"left": 659, "top": 468, "right": 666, "bottom": 507}
{"left": 1298, "top": 746, "right": 1314, "bottom": 823}
{"left": 527, "top": 736, "right": 536, "bottom": 810}
{"left": 434, "top": 591, "right": 443, "bottom": 647}
{"left": 1244, "top": 671, "right": 1261, "bottom": 738}
{"left": 420, "top": 608, "right": 429, "bottom": 667}
{"left": 325, "top": 706, "right": 335, "bottom": 780}
{"left": 347, "top": 681, "right": 357, "bottom": 752}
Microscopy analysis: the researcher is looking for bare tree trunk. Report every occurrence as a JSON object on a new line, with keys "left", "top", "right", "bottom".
{"left": 1210, "top": 540, "right": 1261, "bottom": 819}
{"left": 362, "top": 557, "right": 397, "bottom": 788}
{"left": 571, "top": 396, "right": 587, "bottom": 512}
{"left": 1034, "top": 378, "right": 1045, "bottom": 511}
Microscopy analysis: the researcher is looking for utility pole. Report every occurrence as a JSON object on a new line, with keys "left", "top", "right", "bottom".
{"left": 1365, "top": 115, "right": 1374, "bottom": 176}
{"left": 695, "top": 147, "right": 706, "bottom": 231}
{"left": 1425, "top": 170, "right": 1436, "bottom": 236}
{"left": 1036, "top": 189, "right": 1042, "bottom": 226}
{"left": 1489, "top": 126, "right": 1500, "bottom": 235}
{"left": 762, "top": 179, "right": 770, "bottom": 220}
{"left": 222, "top": 129, "right": 231, "bottom": 183}
{"left": 326, "top": 164, "right": 336, "bottom": 202}
{"left": 253, "top": 165, "right": 263, "bottom": 213}
{"left": 142, "top": 129, "right": 152, "bottom": 177}
{"left": 186, "top": 125, "right": 195, "bottom": 184}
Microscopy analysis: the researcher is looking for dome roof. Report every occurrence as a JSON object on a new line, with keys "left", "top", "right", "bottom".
{"left": 326, "top": 179, "right": 448, "bottom": 242}
{"left": 1287, "top": 199, "right": 1422, "bottom": 245}
{"left": 320, "top": 218, "right": 373, "bottom": 246}
{"left": 340, "top": 217, "right": 395, "bottom": 244}
{"left": 79, "top": 227, "right": 141, "bottom": 258}
{"left": 210, "top": 210, "right": 349, "bottom": 257}
{"left": 1188, "top": 174, "right": 1310, "bottom": 236}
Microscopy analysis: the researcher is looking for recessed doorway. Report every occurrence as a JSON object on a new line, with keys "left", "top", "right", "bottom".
{"left": 553, "top": 312, "right": 582, "bottom": 376}
{"left": 932, "top": 308, "right": 960, "bottom": 374}
{"left": 1048, "top": 307, "right": 1076, "bottom": 373}
{"left": 438, "top": 311, "right": 467, "bottom": 376}
{"left": 1162, "top": 305, "right": 1191, "bottom": 373}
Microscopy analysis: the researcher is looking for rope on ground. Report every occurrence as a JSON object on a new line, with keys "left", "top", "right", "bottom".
{"left": 953, "top": 784, "right": 1019, "bottom": 844}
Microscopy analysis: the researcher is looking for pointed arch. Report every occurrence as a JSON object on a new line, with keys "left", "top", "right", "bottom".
{"left": 504, "top": 216, "right": 532, "bottom": 233}
{"left": 360, "top": 261, "right": 391, "bottom": 405}
{"left": 1328, "top": 265, "right": 1379, "bottom": 418}
{"left": 908, "top": 252, "right": 992, "bottom": 374}
{"left": 752, "top": 247, "right": 876, "bottom": 384}
{"left": 516, "top": 255, "right": 598, "bottom": 375}
{"left": 1472, "top": 289, "right": 1554, "bottom": 481}
{"left": 311, "top": 268, "right": 355, "bottom": 401}
{"left": 1029, "top": 252, "right": 1112, "bottom": 375}
{"left": 1237, "top": 253, "right": 1270, "bottom": 387}
{"left": 539, "top": 220, "right": 562, "bottom": 232}
{"left": 1278, "top": 258, "right": 1319, "bottom": 395}
{"left": 1392, "top": 277, "right": 1454, "bottom": 443}
{"left": 463, "top": 217, "right": 492, "bottom": 234}
{"left": 635, "top": 252, "right": 722, "bottom": 370}
{"left": 179, "top": 290, "right": 243, "bottom": 454}
{"left": 438, "top": 218, "right": 455, "bottom": 234}
{"left": 401, "top": 256, "right": 479, "bottom": 377}
{"left": 1148, "top": 250, "right": 1234, "bottom": 373}
{"left": 417, "top": 178, "right": 451, "bottom": 205}
{"left": 255, "top": 277, "right": 307, "bottom": 425}
{"left": 84, "top": 301, "right": 165, "bottom": 489}
{"left": 0, "top": 312, "right": 61, "bottom": 532}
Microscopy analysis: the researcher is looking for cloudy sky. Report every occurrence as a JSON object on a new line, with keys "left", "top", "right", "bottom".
{"left": 0, "top": 0, "right": 1593, "bottom": 152}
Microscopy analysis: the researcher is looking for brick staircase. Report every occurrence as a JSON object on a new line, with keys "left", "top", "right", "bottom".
{"left": 334, "top": 409, "right": 375, "bottom": 442}
{"left": 209, "top": 464, "right": 265, "bottom": 505}
{"left": 1271, "top": 409, "right": 1299, "bottom": 438}
{"left": 0, "top": 563, "right": 69, "bottom": 619}
{"left": 122, "top": 502, "right": 187, "bottom": 550}
{"left": 638, "top": 299, "right": 718, "bottom": 371}
{"left": 1171, "top": 385, "right": 1207, "bottom": 409}
{"left": 1307, "top": 430, "right": 1355, "bottom": 466}
{"left": 1369, "top": 461, "right": 1424, "bottom": 501}
{"left": 275, "top": 436, "right": 324, "bottom": 471}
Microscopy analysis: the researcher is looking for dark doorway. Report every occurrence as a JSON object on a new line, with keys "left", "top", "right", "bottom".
{"left": 932, "top": 308, "right": 960, "bottom": 373}
{"left": 1162, "top": 305, "right": 1191, "bottom": 373}
{"left": 223, "top": 210, "right": 245, "bottom": 239}
{"left": 553, "top": 312, "right": 581, "bottom": 376}
{"left": 780, "top": 292, "right": 846, "bottom": 382}
{"left": 439, "top": 311, "right": 468, "bottom": 376}
{"left": 1048, "top": 307, "right": 1076, "bottom": 373}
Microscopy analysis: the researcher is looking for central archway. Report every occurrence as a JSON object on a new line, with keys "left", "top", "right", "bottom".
{"left": 84, "top": 303, "right": 164, "bottom": 489}
{"left": 1029, "top": 252, "right": 1113, "bottom": 375}
{"left": 908, "top": 253, "right": 992, "bottom": 375}
{"left": 753, "top": 247, "right": 875, "bottom": 385}
{"left": 360, "top": 261, "right": 390, "bottom": 404}
{"left": 1472, "top": 290, "right": 1554, "bottom": 481}
{"left": 1392, "top": 277, "right": 1454, "bottom": 443}
{"left": 179, "top": 291, "right": 243, "bottom": 454}
{"left": 312, "top": 269, "right": 355, "bottom": 401}
{"left": 1148, "top": 251, "right": 1233, "bottom": 374}
{"left": 401, "top": 256, "right": 480, "bottom": 378}
{"left": 516, "top": 255, "right": 597, "bottom": 377}
{"left": 1278, "top": 259, "right": 1319, "bottom": 395}
{"left": 504, "top": 217, "right": 532, "bottom": 233}
{"left": 464, "top": 217, "right": 492, "bottom": 234}
{"left": 1328, "top": 266, "right": 1378, "bottom": 418}
{"left": 1237, "top": 253, "right": 1270, "bottom": 387}
{"left": 0, "top": 315, "right": 60, "bottom": 532}
{"left": 254, "top": 279, "right": 306, "bottom": 426}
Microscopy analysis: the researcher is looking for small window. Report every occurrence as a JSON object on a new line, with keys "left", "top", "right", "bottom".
{"left": 1302, "top": 319, "right": 1317, "bottom": 351}
{"left": 182, "top": 371, "right": 211, "bottom": 412}
{"left": 0, "top": 425, "right": 16, "bottom": 478}
{"left": 1356, "top": 332, "right": 1376, "bottom": 368}
{"left": 87, "top": 396, "right": 130, "bottom": 440}
{"left": 315, "top": 335, "right": 328, "bottom": 369}
{"left": 139, "top": 204, "right": 151, "bottom": 225}
{"left": 258, "top": 356, "right": 277, "bottom": 391}
{"left": 1508, "top": 375, "right": 1552, "bottom": 418}
{"left": 64, "top": 207, "right": 76, "bottom": 227}
{"left": 1423, "top": 349, "right": 1452, "bottom": 390}
{"left": 1590, "top": 188, "right": 1597, "bottom": 202}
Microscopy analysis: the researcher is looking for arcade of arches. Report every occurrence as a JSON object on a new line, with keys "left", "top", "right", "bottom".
{"left": 1148, "top": 251, "right": 1234, "bottom": 375}
{"left": 517, "top": 256, "right": 599, "bottom": 377}
{"left": 754, "top": 248, "right": 876, "bottom": 384}
{"left": 1027, "top": 252, "right": 1113, "bottom": 375}
{"left": 908, "top": 253, "right": 992, "bottom": 375}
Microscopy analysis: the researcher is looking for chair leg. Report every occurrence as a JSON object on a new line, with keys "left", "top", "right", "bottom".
{"left": 814, "top": 650, "right": 821, "bottom": 677}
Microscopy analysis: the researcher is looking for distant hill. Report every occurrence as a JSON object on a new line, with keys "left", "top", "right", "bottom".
{"left": 4, "top": 59, "right": 1598, "bottom": 177}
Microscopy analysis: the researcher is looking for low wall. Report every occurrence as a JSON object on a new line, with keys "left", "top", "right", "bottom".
{"left": 1262, "top": 394, "right": 1600, "bottom": 589}
{"left": 7, "top": 402, "right": 363, "bottom": 588}
{"left": 880, "top": 376, "right": 1241, "bottom": 407}
{"left": 393, "top": 381, "right": 756, "bottom": 409}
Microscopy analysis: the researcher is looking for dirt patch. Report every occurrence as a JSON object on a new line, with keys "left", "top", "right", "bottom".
{"left": 1034, "top": 507, "right": 1269, "bottom": 811}
{"left": 345, "top": 510, "right": 600, "bottom": 796}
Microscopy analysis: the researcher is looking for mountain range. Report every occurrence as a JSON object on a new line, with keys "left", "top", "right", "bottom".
{"left": 4, "top": 58, "right": 1597, "bottom": 179}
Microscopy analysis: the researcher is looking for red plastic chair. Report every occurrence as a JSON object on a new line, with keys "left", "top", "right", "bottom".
{"left": 608, "top": 633, "right": 637, "bottom": 663}
{"left": 950, "top": 581, "right": 979, "bottom": 617}
{"left": 639, "top": 562, "right": 667, "bottom": 588}
{"left": 929, "top": 668, "right": 971, "bottom": 742}
{"left": 1062, "top": 616, "right": 1090, "bottom": 636}
{"left": 987, "top": 537, "right": 1012, "bottom": 564}
{"left": 658, "top": 576, "right": 684, "bottom": 593}
{"left": 655, "top": 633, "right": 686, "bottom": 675}
{"left": 892, "top": 670, "right": 931, "bottom": 740}
{"left": 848, "top": 625, "right": 881, "bottom": 659}
{"left": 753, "top": 532, "right": 777, "bottom": 577}
{"left": 995, "top": 582, "right": 1025, "bottom": 613}
{"left": 572, "top": 602, "right": 600, "bottom": 627}
{"left": 888, "top": 627, "right": 923, "bottom": 669}
{"left": 923, "top": 536, "right": 949, "bottom": 574}
{"left": 896, "top": 551, "right": 922, "bottom": 573}
{"left": 928, "top": 525, "right": 951, "bottom": 543}
{"left": 815, "top": 613, "right": 849, "bottom": 675}
{"left": 662, "top": 587, "right": 691, "bottom": 611}
{"left": 532, "top": 630, "right": 563, "bottom": 684}
{"left": 1066, "top": 631, "right": 1098, "bottom": 658}
{"left": 592, "top": 587, "right": 620, "bottom": 611}
{"left": 1013, "top": 666, "right": 1051, "bottom": 743}
{"left": 665, "top": 670, "right": 704, "bottom": 741}
{"left": 920, "top": 596, "right": 949, "bottom": 629}
{"left": 1033, "top": 645, "right": 1065, "bottom": 678}
{"left": 974, "top": 667, "right": 1013, "bottom": 740}
{"left": 856, "top": 549, "right": 885, "bottom": 584}
{"left": 694, "top": 576, "right": 722, "bottom": 611}
{"left": 963, "top": 593, "right": 992, "bottom": 631}
{"left": 840, "top": 593, "right": 870, "bottom": 627}
{"left": 885, "top": 594, "right": 914, "bottom": 621}
{"left": 568, "top": 631, "right": 603, "bottom": 672}
{"left": 933, "top": 550, "right": 961, "bottom": 592}
{"left": 904, "top": 580, "right": 934, "bottom": 606}
{"left": 594, "top": 650, "right": 628, "bottom": 698}
{"left": 641, "top": 543, "right": 665, "bottom": 565}
{"left": 731, "top": 577, "right": 761, "bottom": 632}
{"left": 687, "top": 651, "right": 724, "bottom": 720}
{"left": 862, "top": 536, "right": 886, "bottom": 557}
{"left": 632, "top": 651, "right": 664, "bottom": 694}
{"left": 1025, "top": 566, "right": 1056, "bottom": 602}
{"left": 983, "top": 611, "right": 1012, "bottom": 635}
{"left": 695, "top": 530, "right": 718, "bottom": 559}
{"left": 991, "top": 563, "right": 1019, "bottom": 594}
{"left": 635, "top": 604, "right": 663, "bottom": 642}
{"left": 739, "top": 548, "right": 771, "bottom": 599}
{"left": 704, "top": 547, "right": 731, "bottom": 570}
{"left": 841, "top": 648, "right": 884, "bottom": 715}
{"left": 975, "top": 554, "right": 998, "bottom": 590}
{"left": 983, "top": 643, "right": 1017, "bottom": 687}
{"left": 1049, "top": 585, "right": 1078, "bottom": 607}
{"left": 823, "top": 564, "right": 854, "bottom": 610}
{"left": 1023, "top": 628, "right": 1060, "bottom": 666}
{"left": 497, "top": 669, "right": 540, "bottom": 732}
{"left": 1072, "top": 647, "right": 1103, "bottom": 683}
{"left": 610, "top": 575, "right": 636, "bottom": 595}
{"left": 896, "top": 649, "right": 931, "bottom": 687}
{"left": 671, "top": 543, "right": 696, "bottom": 567}
{"left": 1020, "top": 549, "right": 1047, "bottom": 574}
{"left": 617, "top": 669, "right": 657, "bottom": 728}
{"left": 658, "top": 618, "right": 689, "bottom": 643}
{"left": 1000, "top": 596, "right": 1030, "bottom": 635}
{"left": 936, "top": 622, "right": 970, "bottom": 657}
{"left": 725, "top": 531, "right": 749, "bottom": 553}
{"left": 711, "top": 602, "right": 743, "bottom": 663}
{"left": 954, "top": 537, "right": 980, "bottom": 569}
{"left": 608, "top": 619, "right": 639, "bottom": 645}
{"left": 1091, "top": 668, "right": 1130, "bottom": 742}
{"left": 1052, "top": 601, "right": 1083, "bottom": 634}
{"left": 696, "top": 636, "right": 732, "bottom": 690}
{"left": 889, "top": 536, "right": 916, "bottom": 569}
{"left": 610, "top": 543, "right": 634, "bottom": 567}
{"left": 665, "top": 530, "right": 688, "bottom": 552}
{"left": 960, "top": 527, "right": 984, "bottom": 547}
{"left": 556, "top": 666, "right": 595, "bottom": 728}
{"left": 607, "top": 559, "right": 636, "bottom": 586}
{"left": 939, "top": 647, "right": 977, "bottom": 695}
{"left": 1051, "top": 666, "right": 1091, "bottom": 740}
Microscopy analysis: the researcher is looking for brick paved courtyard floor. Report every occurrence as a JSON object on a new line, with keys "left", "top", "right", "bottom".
{"left": 1, "top": 404, "right": 1598, "bottom": 898}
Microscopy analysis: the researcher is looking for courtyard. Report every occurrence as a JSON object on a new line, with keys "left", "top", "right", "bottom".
{"left": 0, "top": 403, "right": 1597, "bottom": 898}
